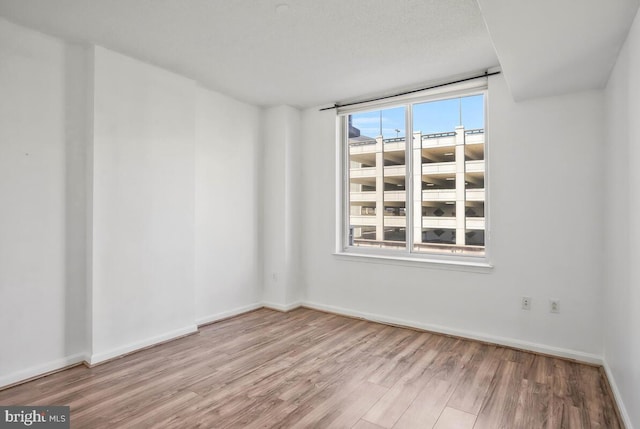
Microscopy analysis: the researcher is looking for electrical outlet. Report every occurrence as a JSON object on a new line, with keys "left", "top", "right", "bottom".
{"left": 521, "top": 296, "right": 531, "bottom": 310}
{"left": 550, "top": 299, "right": 560, "bottom": 313}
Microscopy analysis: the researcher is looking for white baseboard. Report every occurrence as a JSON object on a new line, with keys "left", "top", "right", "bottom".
{"left": 603, "top": 360, "right": 633, "bottom": 429}
{"left": 263, "top": 301, "right": 303, "bottom": 312}
{"left": 86, "top": 324, "right": 198, "bottom": 366}
{"left": 302, "top": 301, "right": 603, "bottom": 365}
{"left": 0, "top": 353, "right": 86, "bottom": 389}
{"left": 196, "top": 302, "right": 263, "bottom": 326}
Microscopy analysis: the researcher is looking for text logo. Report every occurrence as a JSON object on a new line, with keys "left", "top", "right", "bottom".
{"left": 0, "top": 407, "right": 69, "bottom": 428}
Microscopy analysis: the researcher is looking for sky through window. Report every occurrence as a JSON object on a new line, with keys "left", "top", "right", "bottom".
{"left": 351, "top": 94, "right": 484, "bottom": 138}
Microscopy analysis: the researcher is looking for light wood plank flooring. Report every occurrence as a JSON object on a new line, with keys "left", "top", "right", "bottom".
{"left": 0, "top": 308, "right": 621, "bottom": 428}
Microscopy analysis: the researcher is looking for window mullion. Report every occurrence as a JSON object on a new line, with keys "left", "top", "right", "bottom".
{"left": 405, "top": 104, "right": 414, "bottom": 254}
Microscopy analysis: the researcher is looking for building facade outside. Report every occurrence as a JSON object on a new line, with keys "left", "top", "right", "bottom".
{"left": 349, "top": 125, "right": 485, "bottom": 255}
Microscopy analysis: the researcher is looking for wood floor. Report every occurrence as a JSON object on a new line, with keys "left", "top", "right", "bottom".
{"left": 0, "top": 308, "right": 621, "bottom": 428}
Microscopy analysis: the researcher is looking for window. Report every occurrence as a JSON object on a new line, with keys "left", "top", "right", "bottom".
{"left": 339, "top": 84, "right": 488, "bottom": 264}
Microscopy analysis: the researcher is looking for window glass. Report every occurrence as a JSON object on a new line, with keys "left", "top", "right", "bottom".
{"left": 343, "top": 90, "right": 486, "bottom": 260}
{"left": 412, "top": 94, "right": 485, "bottom": 256}
{"left": 348, "top": 107, "right": 406, "bottom": 249}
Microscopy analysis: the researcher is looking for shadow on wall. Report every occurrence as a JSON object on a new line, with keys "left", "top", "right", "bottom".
{"left": 63, "top": 44, "right": 89, "bottom": 359}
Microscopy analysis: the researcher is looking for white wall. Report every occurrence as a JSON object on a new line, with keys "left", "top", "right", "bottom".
{"left": 262, "top": 105, "right": 303, "bottom": 310}
{"left": 0, "top": 19, "right": 269, "bottom": 383}
{"left": 0, "top": 18, "right": 86, "bottom": 386}
{"left": 194, "top": 87, "right": 262, "bottom": 323}
{"left": 89, "top": 46, "right": 197, "bottom": 363}
{"left": 300, "top": 73, "right": 605, "bottom": 361}
{"left": 604, "top": 8, "right": 640, "bottom": 428}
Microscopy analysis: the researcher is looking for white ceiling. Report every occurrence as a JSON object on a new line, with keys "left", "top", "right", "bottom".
{"left": 0, "top": 1, "right": 638, "bottom": 107}
{"left": 477, "top": 0, "right": 640, "bottom": 100}
{"left": 0, "top": 0, "right": 499, "bottom": 108}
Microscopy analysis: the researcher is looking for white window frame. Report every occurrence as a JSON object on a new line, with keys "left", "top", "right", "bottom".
{"left": 335, "top": 79, "right": 492, "bottom": 268}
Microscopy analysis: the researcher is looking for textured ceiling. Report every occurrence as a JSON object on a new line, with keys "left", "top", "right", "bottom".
{"left": 2, "top": 0, "right": 638, "bottom": 107}
{"left": 0, "top": 0, "right": 499, "bottom": 108}
{"left": 477, "top": 0, "right": 640, "bottom": 100}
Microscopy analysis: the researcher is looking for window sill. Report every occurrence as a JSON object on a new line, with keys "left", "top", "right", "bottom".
{"left": 333, "top": 251, "right": 493, "bottom": 273}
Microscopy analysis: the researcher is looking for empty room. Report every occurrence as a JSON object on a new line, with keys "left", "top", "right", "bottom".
{"left": 0, "top": 0, "right": 638, "bottom": 428}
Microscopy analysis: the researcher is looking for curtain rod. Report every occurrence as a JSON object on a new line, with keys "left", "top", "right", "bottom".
{"left": 319, "top": 70, "right": 501, "bottom": 112}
